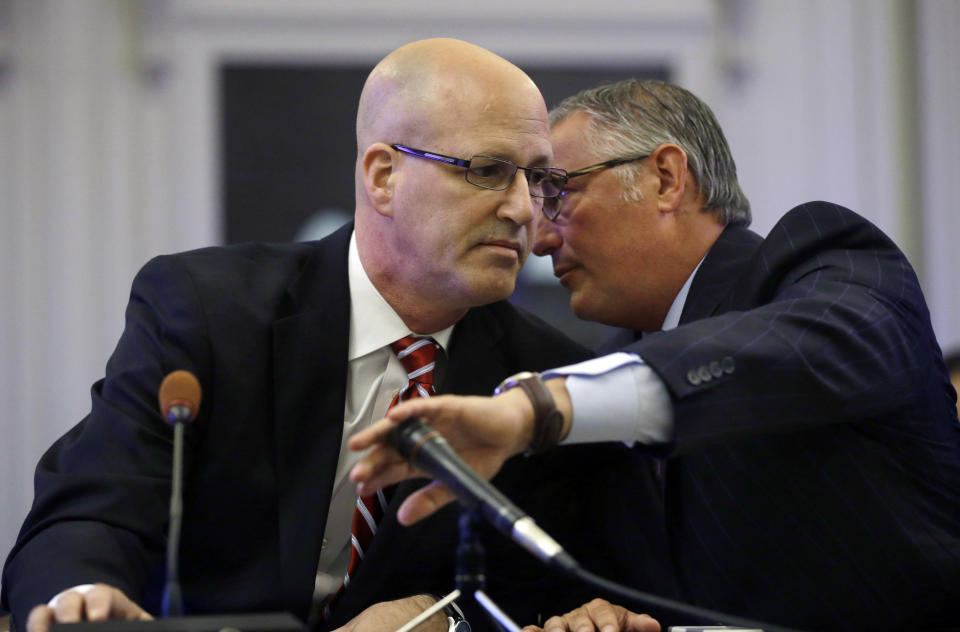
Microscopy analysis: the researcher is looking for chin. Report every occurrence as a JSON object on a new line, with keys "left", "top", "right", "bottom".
{"left": 570, "top": 292, "right": 602, "bottom": 324}
{"left": 465, "top": 276, "right": 517, "bottom": 306}
{"left": 486, "top": 281, "right": 517, "bottom": 303}
{"left": 570, "top": 290, "right": 625, "bottom": 328}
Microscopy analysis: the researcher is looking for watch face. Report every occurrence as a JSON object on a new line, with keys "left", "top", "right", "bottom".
{"left": 453, "top": 620, "right": 472, "bottom": 632}
{"left": 496, "top": 371, "right": 538, "bottom": 394}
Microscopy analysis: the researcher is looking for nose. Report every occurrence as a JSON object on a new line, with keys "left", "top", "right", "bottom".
{"left": 533, "top": 214, "right": 562, "bottom": 257}
{"left": 496, "top": 172, "right": 535, "bottom": 226}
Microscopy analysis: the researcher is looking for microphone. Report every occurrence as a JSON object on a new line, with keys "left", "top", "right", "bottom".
{"left": 390, "top": 419, "right": 809, "bottom": 632}
{"left": 50, "top": 372, "right": 305, "bottom": 630}
{"left": 157, "top": 370, "right": 202, "bottom": 617}
{"left": 389, "top": 417, "right": 576, "bottom": 572}
{"left": 159, "top": 370, "right": 202, "bottom": 424}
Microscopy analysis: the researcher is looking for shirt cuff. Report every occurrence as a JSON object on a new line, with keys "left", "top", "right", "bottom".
{"left": 48, "top": 584, "right": 96, "bottom": 608}
{"left": 543, "top": 352, "right": 673, "bottom": 446}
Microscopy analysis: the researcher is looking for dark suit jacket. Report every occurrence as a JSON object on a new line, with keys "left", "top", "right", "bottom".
{"left": 2, "top": 223, "right": 668, "bottom": 631}
{"left": 623, "top": 202, "right": 960, "bottom": 631}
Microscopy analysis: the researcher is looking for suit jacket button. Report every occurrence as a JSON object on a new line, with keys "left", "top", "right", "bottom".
{"left": 687, "top": 368, "right": 702, "bottom": 385}
{"left": 698, "top": 365, "right": 712, "bottom": 382}
{"left": 709, "top": 360, "right": 723, "bottom": 378}
{"left": 722, "top": 356, "right": 735, "bottom": 374}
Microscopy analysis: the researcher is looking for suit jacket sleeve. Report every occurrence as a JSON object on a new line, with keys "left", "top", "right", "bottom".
{"left": 627, "top": 202, "right": 954, "bottom": 454}
{"left": 1, "top": 253, "right": 214, "bottom": 625}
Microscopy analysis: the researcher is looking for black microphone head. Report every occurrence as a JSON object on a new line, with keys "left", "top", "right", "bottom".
{"left": 389, "top": 417, "right": 436, "bottom": 460}
{"left": 158, "top": 370, "right": 202, "bottom": 424}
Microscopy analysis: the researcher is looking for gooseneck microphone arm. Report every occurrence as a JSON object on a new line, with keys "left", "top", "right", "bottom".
{"left": 457, "top": 509, "right": 521, "bottom": 632}
{"left": 157, "top": 370, "right": 202, "bottom": 618}
{"left": 165, "top": 421, "right": 185, "bottom": 617}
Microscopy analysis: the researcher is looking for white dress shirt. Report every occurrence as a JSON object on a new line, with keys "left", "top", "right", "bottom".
{"left": 316, "top": 232, "right": 453, "bottom": 582}
{"left": 543, "top": 257, "right": 705, "bottom": 446}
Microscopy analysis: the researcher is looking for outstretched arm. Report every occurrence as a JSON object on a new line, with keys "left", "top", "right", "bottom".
{"left": 349, "top": 379, "right": 573, "bottom": 524}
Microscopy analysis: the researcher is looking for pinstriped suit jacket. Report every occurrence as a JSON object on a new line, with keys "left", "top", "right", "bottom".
{"left": 627, "top": 202, "right": 960, "bottom": 631}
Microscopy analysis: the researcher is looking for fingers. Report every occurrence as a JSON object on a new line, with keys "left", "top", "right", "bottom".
{"left": 26, "top": 606, "right": 55, "bottom": 632}
{"left": 541, "top": 598, "right": 609, "bottom": 632}
{"left": 625, "top": 613, "right": 660, "bottom": 632}
{"left": 582, "top": 598, "right": 621, "bottom": 632}
{"left": 384, "top": 396, "right": 450, "bottom": 422}
{"left": 349, "top": 397, "right": 448, "bottom": 452}
{"left": 541, "top": 599, "right": 659, "bottom": 632}
{"left": 350, "top": 443, "right": 413, "bottom": 494}
{"left": 96, "top": 585, "right": 152, "bottom": 621}
{"left": 53, "top": 590, "right": 87, "bottom": 624}
{"left": 396, "top": 480, "right": 457, "bottom": 525}
{"left": 349, "top": 396, "right": 468, "bottom": 493}
{"left": 28, "top": 585, "right": 152, "bottom": 632}
{"left": 543, "top": 606, "right": 616, "bottom": 632}
{"left": 542, "top": 613, "right": 570, "bottom": 632}
{"left": 348, "top": 418, "right": 399, "bottom": 452}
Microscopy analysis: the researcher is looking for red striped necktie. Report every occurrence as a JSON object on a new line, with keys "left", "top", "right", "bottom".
{"left": 323, "top": 335, "right": 439, "bottom": 616}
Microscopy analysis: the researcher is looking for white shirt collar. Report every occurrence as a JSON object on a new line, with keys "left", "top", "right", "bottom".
{"left": 347, "top": 231, "right": 454, "bottom": 360}
{"left": 660, "top": 255, "right": 706, "bottom": 332}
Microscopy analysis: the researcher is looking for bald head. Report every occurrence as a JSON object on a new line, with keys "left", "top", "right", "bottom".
{"left": 352, "top": 39, "right": 553, "bottom": 333}
{"left": 356, "top": 38, "right": 544, "bottom": 157}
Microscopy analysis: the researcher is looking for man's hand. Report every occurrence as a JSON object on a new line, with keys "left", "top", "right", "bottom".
{"left": 349, "top": 389, "right": 532, "bottom": 524}
{"left": 521, "top": 599, "right": 660, "bottom": 632}
{"left": 350, "top": 378, "right": 572, "bottom": 525}
{"left": 349, "top": 384, "right": 556, "bottom": 524}
{"left": 26, "top": 584, "right": 152, "bottom": 632}
{"left": 332, "top": 594, "right": 447, "bottom": 632}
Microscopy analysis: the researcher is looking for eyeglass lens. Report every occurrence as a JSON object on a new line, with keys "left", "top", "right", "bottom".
{"left": 541, "top": 194, "right": 562, "bottom": 220}
{"left": 465, "top": 156, "right": 565, "bottom": 199}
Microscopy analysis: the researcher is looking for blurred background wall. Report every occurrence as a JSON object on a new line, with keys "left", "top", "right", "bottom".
{"left": 1, "top": 0, "right": 958, "bottom": 574}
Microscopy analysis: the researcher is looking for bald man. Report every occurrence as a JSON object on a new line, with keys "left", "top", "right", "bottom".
{"left": 0, "top": 39, "right": 605, "bottom": 632}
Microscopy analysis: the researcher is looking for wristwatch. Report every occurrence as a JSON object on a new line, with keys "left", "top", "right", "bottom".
{"left": 494, "top": 371, "right": 563, "bottom": 454}
{"left": 430, "top": 594, "right": 471, "bottom": 632}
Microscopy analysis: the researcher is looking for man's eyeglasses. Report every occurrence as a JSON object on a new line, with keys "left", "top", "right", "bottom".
{"left": 391, "top": 144, "right": 568, "bottom": 204}
{"left": 542, "top": 154, "right": 649, "bottom": 221}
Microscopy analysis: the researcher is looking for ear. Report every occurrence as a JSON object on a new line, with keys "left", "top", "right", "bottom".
{"left": 650, "top": 143, "right": 690, "bottom": 213}
{"left": 361, "top": 142, "right": 397, "bottom": 217}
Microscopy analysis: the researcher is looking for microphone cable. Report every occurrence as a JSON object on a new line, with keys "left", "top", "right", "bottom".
{"left": 390, "top": 417, "right": 808, "bottom": 632}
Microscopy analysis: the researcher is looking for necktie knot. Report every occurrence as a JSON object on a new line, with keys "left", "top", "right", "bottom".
{"left": 390, "top": 336, "right": 439, "bottom": 396}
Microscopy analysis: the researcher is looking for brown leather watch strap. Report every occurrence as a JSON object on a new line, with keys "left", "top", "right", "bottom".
{"left": 495, "top": 372, "right": 563, "bottom": 454}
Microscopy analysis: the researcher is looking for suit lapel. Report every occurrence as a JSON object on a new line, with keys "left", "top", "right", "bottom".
{"left": 596, "top": 327, "right": 640, "bottom": 354}
{"left": 441, "top": 306, "right": 507, "bottom": 396}
{"left": 272, "top": 224, "right": 353, "bottom": 611}
{"left": 679, "top": 224, "right": 763, "bottom": 324}
{"left": 665, "top": 225, "right": 762, "bottom": 542}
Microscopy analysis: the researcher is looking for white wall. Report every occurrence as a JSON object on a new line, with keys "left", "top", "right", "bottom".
{"left": 1, "top": 0, "right": 958, "bottom": 584}
{"left": 918, "top": 0, "right": 960, "bottom": 354}
{"left": 0, "top": 0, "right": 191, "bottom": 572}
{"left": 716, "top": 1, "right": 911, "bottom": 239}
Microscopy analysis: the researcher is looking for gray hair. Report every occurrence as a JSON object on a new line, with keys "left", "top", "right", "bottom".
{"left": 550, "top": 79, "right": 751, "bottom": 226}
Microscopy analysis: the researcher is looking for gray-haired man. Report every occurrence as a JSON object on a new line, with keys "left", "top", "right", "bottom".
{"left": 353, "top": 80, "right": 960, "bottom": 632}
